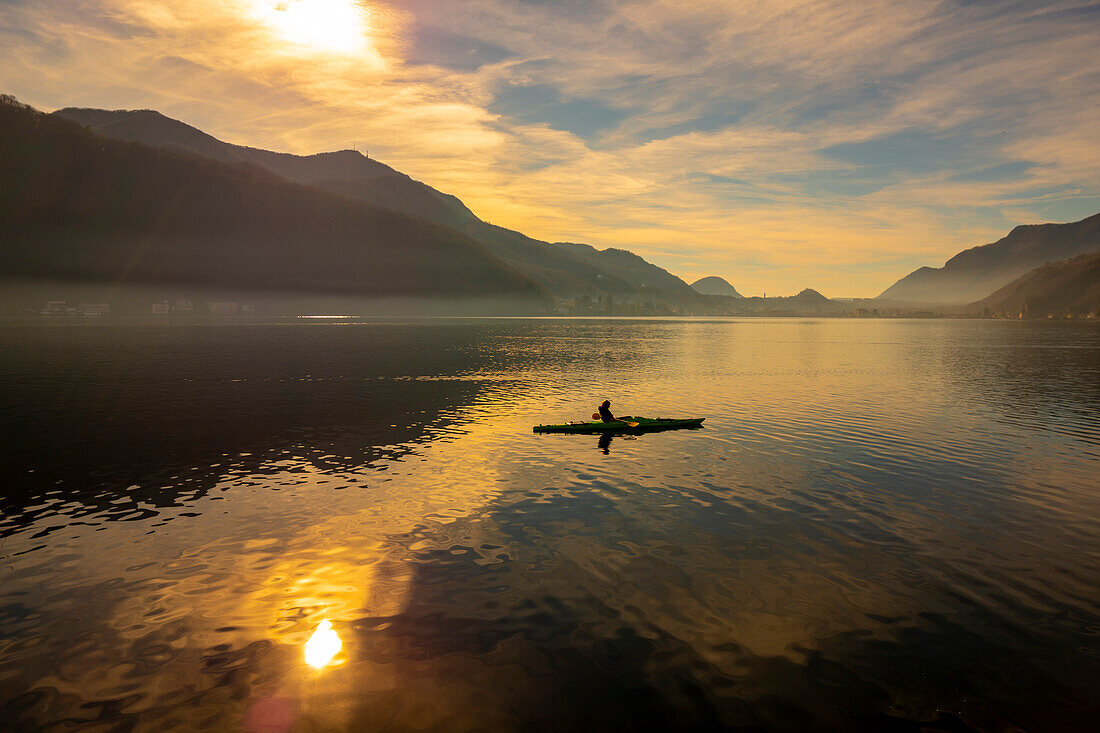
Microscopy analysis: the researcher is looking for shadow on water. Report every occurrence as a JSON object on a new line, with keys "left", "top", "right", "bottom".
{"left": 595, "top": 430, "right": 700, "bottom": 454}
{"left": 0, "top": 318, "right": 694, "bottom": 536}
{"left": 0, "top": 323, "right": 504, "bottom": 535}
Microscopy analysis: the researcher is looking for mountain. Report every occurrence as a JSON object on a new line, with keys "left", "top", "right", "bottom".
{"left": 1, "top": 97, "right": 547, "bottom": 312}
{"left": 53, "top": 107, "right": 696, "bottom": 301}
{"left": 555, "top": 241, "right": 694, "bottom": 294}
{"left": 879, "top": 213, "right": 1100, "bottom": 304}
{"left": 969, "top": 251, "right": 1100, "bottom": 317}
{"left": 690, "top": 276, "right": 743, "bottom": 297}
{"left": 707, "top": 287, "right": 837, "bottom": 315}
{"left": 790, "top": 288, "right": 829, "bottom": 304}
{"left": 53, "top": 107, "right": 481, "bottom": 229}
{"left": 53, "top": 107, "right": 255, "bottom": 166}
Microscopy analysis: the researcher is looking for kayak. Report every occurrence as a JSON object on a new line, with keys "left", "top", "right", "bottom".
{"left": 533, "top": 416, "right": 704, "bottom": 434}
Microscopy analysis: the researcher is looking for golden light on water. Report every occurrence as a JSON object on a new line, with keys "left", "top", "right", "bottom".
{"left": 251, "top": 0, "right": 370, "bottom": 55}
{"left": 304, "top": 619, "right": 342, "bottom": 668}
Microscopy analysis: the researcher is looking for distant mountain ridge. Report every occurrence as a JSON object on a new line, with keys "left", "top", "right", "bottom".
{"left": 691, "top": 276, "right": 742, "bottom": 297}
{"left": 54, "top": 108, "right": 483, "bottom": 230}
{"left": 970, "top": 251, "right": 1100, "bottom": 317}
{"left": 879, "top": 213, "right": 1100, "bottom": 303}
{"left": 53, "top": 107, "right": 695, "bottom": 301}
{"left": 1, "top": 98, "right": 547, "bottom": 312}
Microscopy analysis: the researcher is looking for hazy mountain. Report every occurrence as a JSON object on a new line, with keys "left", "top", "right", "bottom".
{"left": 790, "top": 288, "right": 829, "bottom": 303}
{"left": 708, "top": 287, "right": 837, "bottom": 315}
{"left": 690, "top": 276, "right": 743, "bottom": 297}
{"left": 312, "top": 176, "right": 476, "bottom": 233}
{"left": 555, "top": 241, "right": 694, "bottom": 294}
{"left": 1, "top": 98, "right": 547, "bottom": 312}
{"left": 53, "top": 107, "right": 695, "bottom": 300}
{"left": 969, "top": 251, "right": 1100, "bottom": 317}
{"left": 879, "top": 213, "right": 1100, "bottom": 304}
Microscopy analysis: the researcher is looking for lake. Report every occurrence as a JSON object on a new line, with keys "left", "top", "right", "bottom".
{"left": 1, "top": 318, "right": 1098, "bottom": 731}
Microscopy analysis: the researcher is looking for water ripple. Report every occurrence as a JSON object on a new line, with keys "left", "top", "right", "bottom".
{"left": 0, "top": 319, "right": 1098, "bottom": 731}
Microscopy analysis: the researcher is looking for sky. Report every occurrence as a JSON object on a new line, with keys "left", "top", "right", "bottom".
{"left": 2, "top": 0, "right": 1098, "bottom": 296}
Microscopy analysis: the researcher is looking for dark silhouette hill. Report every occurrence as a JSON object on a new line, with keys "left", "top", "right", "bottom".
{"left": 1, "top": 98, "right": 547, "bottom": 311}
{"left": 969, "top": 251, "right": 1100, "bottom": 317}
{"left": 691, "top": 276, "right": 743, "bottom": 297}
{"left": 879, "top": 213, "right": 1100, "bottom": 303}
{"left": 54, "top": 107, "right": 254, "bottom": 166}
{"left": 53, "top": 106, "right": 695, "bottom": 301}
{"left": 53, "top": 107, "right": 482, "bottom": 228}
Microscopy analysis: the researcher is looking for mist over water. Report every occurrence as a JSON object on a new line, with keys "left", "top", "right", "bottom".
{"left": 1, "top": 319, "right": 1098, "bottom": 731}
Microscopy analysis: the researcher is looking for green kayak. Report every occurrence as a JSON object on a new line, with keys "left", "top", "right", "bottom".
{"left": 533, "top": 416, "right": 704, "bottom": 434}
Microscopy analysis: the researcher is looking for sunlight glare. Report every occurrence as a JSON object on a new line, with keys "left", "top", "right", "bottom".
{"left": 251, "top": 0, "right": 369, "bottom": 55}
{"left": 304, "top": 619, "right": 342, "bottom": 668}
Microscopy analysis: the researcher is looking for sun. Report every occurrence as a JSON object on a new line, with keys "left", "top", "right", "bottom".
{"left": 251, "top": 0, "right": 370, "bottom": 55}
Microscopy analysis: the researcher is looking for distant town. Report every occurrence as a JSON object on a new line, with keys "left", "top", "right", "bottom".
{"left": 33, "top": 299, "right": 257, "bottom": 318}
{"left": 16, "top": 295, "right": 1096, "bottom": 320}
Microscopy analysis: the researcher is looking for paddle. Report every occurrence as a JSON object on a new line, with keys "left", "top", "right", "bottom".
{"left": 592, "top": 412, "right": 639, "bottom": 427}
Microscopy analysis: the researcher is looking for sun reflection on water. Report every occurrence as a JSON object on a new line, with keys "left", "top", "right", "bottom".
{"left": 304, "top": 619, "right": 342, "bottom": 668}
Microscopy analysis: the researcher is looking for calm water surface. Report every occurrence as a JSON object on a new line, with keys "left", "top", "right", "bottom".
{"left": 0, "top": 318, "right": 1098, "bottom": 732}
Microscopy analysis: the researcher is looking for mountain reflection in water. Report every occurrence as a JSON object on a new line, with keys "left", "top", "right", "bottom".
{"left": 0, "top": 319, "right": 1097, "bottom": 732}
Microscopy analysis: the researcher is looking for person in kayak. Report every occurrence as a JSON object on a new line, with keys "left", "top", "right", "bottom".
{"left": 598, "top": 400, "right": 616, "bottom": 422}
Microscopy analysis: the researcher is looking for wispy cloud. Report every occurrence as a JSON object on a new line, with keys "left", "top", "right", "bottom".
{"left": 2, "top": 0, "right": 1097, "bottom": 295}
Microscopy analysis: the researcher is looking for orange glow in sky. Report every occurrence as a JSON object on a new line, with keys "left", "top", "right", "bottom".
{"left": 1, "top": 0, "right": 1097, "bottom": 296}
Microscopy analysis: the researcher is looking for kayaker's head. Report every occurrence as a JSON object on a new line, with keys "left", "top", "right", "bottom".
{"left": 601, "top": 400, "right": 611, "bottom": 408}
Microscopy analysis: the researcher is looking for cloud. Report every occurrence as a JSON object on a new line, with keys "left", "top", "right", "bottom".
{"left": 1, "top": 0, "right": 1097, "bottom": 295}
